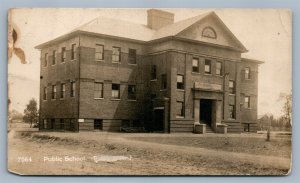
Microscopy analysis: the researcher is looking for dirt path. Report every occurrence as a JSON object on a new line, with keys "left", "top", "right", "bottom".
{"left": 8, "top": 131, "right": 291, "bottom": 175}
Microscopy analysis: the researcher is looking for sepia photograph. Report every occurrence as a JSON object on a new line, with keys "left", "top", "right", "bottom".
{"left": 7, "top": 8, "right": 292, "bottom": 175}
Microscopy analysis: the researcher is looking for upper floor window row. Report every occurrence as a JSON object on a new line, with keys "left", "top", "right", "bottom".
{"left": 43, "top": 81, "right": 76, "bottom": 101}
{"left": 94, "top": 44, "right": 137, "bottom": 64}
{"left": 192, "top": 58, "right": 223, "bottom": 76}
{"left": 43, "top": 44, "right": 77, "bottom": 67}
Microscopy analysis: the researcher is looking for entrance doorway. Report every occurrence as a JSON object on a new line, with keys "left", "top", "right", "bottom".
{"left": 153, "top": 109, "right": 164, "bottom": 132}
{"left": 200, "top": 99, "right": 213, "bottom": 126}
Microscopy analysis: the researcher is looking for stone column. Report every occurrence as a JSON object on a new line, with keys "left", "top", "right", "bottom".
{"left": 216, "top": 100, "right": 222, "bottom": 124}
{"left": 194, "top": 99, "right": 200, "bottom": 123}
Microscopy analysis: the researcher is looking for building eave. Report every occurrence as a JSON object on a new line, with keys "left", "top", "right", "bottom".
{"left": 241, "top": 57, "right": 264, "bottom": 64}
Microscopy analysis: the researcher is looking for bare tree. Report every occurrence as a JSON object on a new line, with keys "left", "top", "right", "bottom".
{"left": 278, "top": 92, "right": 292, "bottom": 128}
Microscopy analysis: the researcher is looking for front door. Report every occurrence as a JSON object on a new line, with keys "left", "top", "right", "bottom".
{"left": 153, "top": 109, "right": 164, "bottom": 132}
{"left": 200, "top": 99, "right": 213, "bottom": 126}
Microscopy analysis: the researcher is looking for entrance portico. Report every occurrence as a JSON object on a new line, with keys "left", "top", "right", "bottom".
{"left": 193, "top": 82, "right": 223, "bottom": 132}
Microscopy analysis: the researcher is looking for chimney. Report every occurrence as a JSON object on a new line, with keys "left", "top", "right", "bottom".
{"left": 147, "top": 9, "right": 174, "bottom": 30}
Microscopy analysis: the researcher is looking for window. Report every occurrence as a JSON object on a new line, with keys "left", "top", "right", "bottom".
{"left": 61, "top": 47, "right": 66, "bottom": 62}
{"left": 112, "top": 84, "right": 120, "bottom": 99}
{"left": 95, "top": 44, "right": 104, "bottom": 60}
{"left": 192, "top": 58, "right": 199, "bottom": 73}
{"left": 128, "top": 49, "right": 137, "bottom": 64}
{"left": 94, "top": 82, "right": 103, "bottom": 99}
{"left": 52, "top": 50, "right": 56, "bottom": 65}
{"left": 229, "top": 80, "right": 235, "bottom": 94}
{"left": 70, "top": 81, "right": 75, "bottom": 97}
{"left": 229, "top": 105, "right": 235, "bottom": 119}
{"left": 245, "top": 96, "right": 250, "bottom": 108}
{"left": 245, "top": 67, "right": 250, "bottom": 79}
{"left": 50, "top": 119, "right": 55, "bottom": 129}
{"left": 60, "top": 119, "right": 65, "bottom": 130}
{"left": 177, "top": 75, "right": 184, "bottom": 89}
{"left": 71, "top": 44, "right": 76, "bottom": 60}
{"left": 151, "top": 65, "right": 157, "bottom": 80}
{"left": 128, "top": 85, "right": 136, "bottom": 100}
{"left": 112, "top": 47, "right": 121, "bottom": 62}
{"left": 176, "top": 101, "right": 185, "bottom": 117}
{"left": 51, "top": 85, "right": 56, "bottom": 99}
{"left": 216, "top": 61, "right": 222, "bottom": 75}
{"left": 94, "top": 119, "right": 103, "bottom": 130}
{"left": 205, "top": 59, "right": 211, "bottom": 74}
{"left": 43, "top": 119, "right": 47, "bottom": 129}
{"left": 60, "top": 83, "right": 65, "bottom": 99}
{"left": 43, "top": 87, "right": 47, "bottom": 100}
{"left": 44, "top": 53, "right": 48, "bottom": 67}
{"left": 161, "top": 74, "right": 167, "bottom": 89}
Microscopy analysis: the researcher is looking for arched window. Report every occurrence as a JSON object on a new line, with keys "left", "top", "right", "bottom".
{"left": 202, "top": 27, "right": 217, "bottom": 39}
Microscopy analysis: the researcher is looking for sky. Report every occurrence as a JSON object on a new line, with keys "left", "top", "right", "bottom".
{"left": 8, "top": 8, "right": 292, "bottom": 118}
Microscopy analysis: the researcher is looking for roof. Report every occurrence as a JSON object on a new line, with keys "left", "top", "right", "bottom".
{"left": 35, "top": 11, "right": 247, "bottom": 52}
{"left": 241, "top": 57, "right": 264, "bottom": 64}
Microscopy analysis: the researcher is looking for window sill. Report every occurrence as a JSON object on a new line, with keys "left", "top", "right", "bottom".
{"left": 111, "top": 99, "right": 121, "bottom": 101}
{"left": 204, "top": 73, "right": 212, "bottom": 76}
{"left": 61, "top": 62, "right": 66, "bottom": 64}
{"left": 112, "top": 61, "right": 121, "bottom": 64}
{"left": 176, "top": 116, "right": 185, "bottom": 119}
{"left": 95, "top": 59, "right": 104, "bottom": 62}
{"left": 128, "top": 63, "right": 137, "bottom": 66}
{"left": 94, "top": 98, "right": 104, "bottom": 100}
{"left": 127, "top": 99, "right": 137, "bottom": 102}
{"left": 150, "top": 79, "right": 157, "bottom": 82}
{"left": 229, "top": 94, "right": 236, "bottom": 96}
{"left": 176, "top": 89, "right": 185, "bottom": 92}
{"left": 215, "top": 75, "right": 223, "bottom": 77}
{"left": 51, "top": 64, "right": 56, "bottom": 66}
{"left": 70, "top": 59, "right": 76, "bottom": 62}
{"left": 191, "top": 72, "right": 201, "bottom": 75}
{"left": 227, "top": 118, "right": 236, "bottom": 121}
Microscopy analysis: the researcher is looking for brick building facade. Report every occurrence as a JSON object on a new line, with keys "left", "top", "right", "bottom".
{"left": 36, "top": 9, "right": 263, "bottom": 133}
